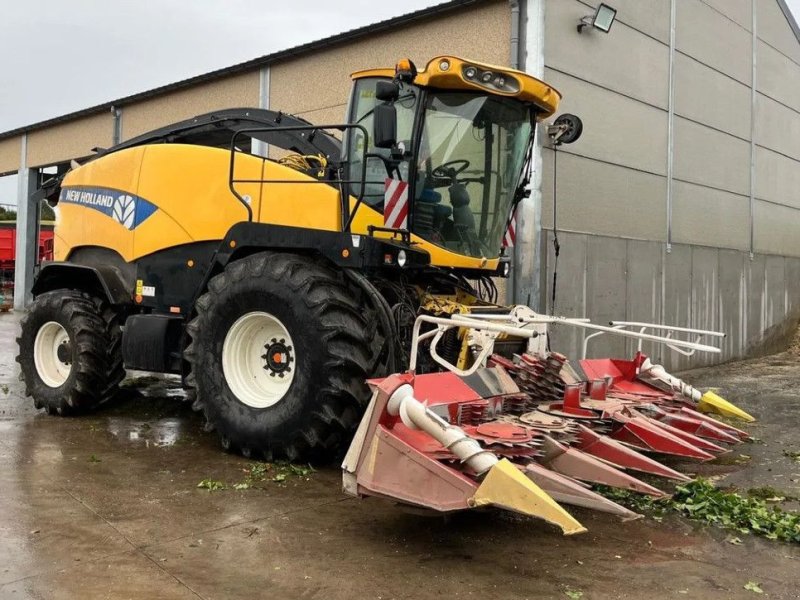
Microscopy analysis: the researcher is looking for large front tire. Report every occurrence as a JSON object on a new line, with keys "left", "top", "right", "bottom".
{"left": 186, "top": 252, "right": 387, "bottom": 460}
{"left": 16, "top": 290, "right": 125, "bottom": 415}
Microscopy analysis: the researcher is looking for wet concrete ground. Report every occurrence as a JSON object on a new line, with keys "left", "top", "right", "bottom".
{"left": 0, "top": 310, "right": 798, "bottom": 599}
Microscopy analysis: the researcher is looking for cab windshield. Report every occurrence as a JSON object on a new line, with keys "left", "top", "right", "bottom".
{"left": 415, "top": 92, "right": 532, "bottom": 259}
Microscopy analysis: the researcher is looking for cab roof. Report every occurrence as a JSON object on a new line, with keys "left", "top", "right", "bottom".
{"left": 351, "top": 55, "right": 561, "bottom": 117}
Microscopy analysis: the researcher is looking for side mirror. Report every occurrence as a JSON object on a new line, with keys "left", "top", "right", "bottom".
{"left": 548, "top": 113, "right": 583, "bottom": 145}
{"left": 376, "top": 81, "right": 400, "bottom": 101}
{"left": 373, "top": 103, "right": 397, "bottom": 149}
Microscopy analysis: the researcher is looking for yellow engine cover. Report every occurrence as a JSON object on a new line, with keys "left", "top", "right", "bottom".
{"left": 55, "top": 143, "right": 497, "bottom": 271}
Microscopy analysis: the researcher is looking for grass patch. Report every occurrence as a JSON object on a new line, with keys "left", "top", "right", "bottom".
{"left": 598, "top": 478, "right": 800, "bottom": 544}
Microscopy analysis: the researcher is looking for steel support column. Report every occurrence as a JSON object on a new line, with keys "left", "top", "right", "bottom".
{"left": 13, "top": 134, "right": 39, "bottom": 310}
{"left": 749, "top": 0, "right": 757, "bottom": 259}
{"left": 252, "top": 65, "right": 271, "bottom": 158}
{"left": 512, "top": 0, "right": 545, "bottom": 308}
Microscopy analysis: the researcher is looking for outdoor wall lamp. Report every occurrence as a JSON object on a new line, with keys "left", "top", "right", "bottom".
{"left": 577, "top": 3, "right": 617, "bottom": 33}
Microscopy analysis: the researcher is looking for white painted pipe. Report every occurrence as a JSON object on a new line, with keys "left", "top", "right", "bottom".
{"left": 639, "top": 358, "right": 702, "bottom": 402}
{"left": 387, "top": 384, "right": 498, "bottom": 475}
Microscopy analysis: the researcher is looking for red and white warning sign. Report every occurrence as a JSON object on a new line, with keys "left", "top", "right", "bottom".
{"left": 384, "top": 178, "right": 409, "bottom": 230}
{"left": 503, "top": 208, "right": 517, "bottom": 248}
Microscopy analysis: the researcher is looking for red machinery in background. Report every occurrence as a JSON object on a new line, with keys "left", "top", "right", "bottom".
{"left": 0, "top": 222, "right": 54, "bottom": 310}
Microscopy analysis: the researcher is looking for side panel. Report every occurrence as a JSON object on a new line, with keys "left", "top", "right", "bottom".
{"left": 55, "top": 147, "right": 145, "bottom": 262}
{"left": 258, "top": 160, "right": 341, "bottom": 231}
{"left": 134, "top": 145, "right": 264, "bottom": 258}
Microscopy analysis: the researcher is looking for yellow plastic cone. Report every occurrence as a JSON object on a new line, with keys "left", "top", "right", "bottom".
{"left": 697, "top": 391, "right": 755, "bottom": 423}
{"left": 471, "top": 459, "right": 587, "bottom": 535}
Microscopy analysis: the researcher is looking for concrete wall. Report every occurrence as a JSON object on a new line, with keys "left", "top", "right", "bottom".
{"left": 122, "top": 72, "right": 260, "bottom": 140}
{"left": 541, "top": 230, "right": 800, "bottom": 370}
{"left": 0, "top": 137, "right": 21, "bottom": 176}
{"left": 26, "top": 112, "right": 114, "bottom": 168}
{"left": 538, "top": 0, "right": 800, "bottom": 367}
{"left": 270, "top": 0, "right": 510, "bottom": 122}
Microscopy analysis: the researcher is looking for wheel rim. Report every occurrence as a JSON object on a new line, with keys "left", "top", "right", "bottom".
{"left": 33, "top": 321, "right": 72, "bottom": 388}
{"left": 222, "top": 311, "right": 296, "bottom": 409}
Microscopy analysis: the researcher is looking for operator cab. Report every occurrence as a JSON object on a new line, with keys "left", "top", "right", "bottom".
{"left": 344, "top": 56, "right": 561, "bottom": 261}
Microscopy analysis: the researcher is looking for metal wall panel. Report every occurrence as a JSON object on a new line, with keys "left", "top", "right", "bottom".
{"left": 26, "top": 113, "right": 112, "bottom": 168}
{"left": 756, "top": 0, "right": 800, "bottom": 63}
{"left": 701, "top": 0, "right": 753, "bottom": 31}
{"left": 540, "top": 150, "right": 667, "bottom": 240}
{"left": 757, "top": 39, "right": 800, "bottom": 113}
{"left": 592, "top": 0, "right": 672, "bottom": 44}
{"left": 755, "top": 146, "right": 800, "bottom": 209}
{"left": 671, "top": 179, "right": 750, "bottom": 250}
{"left": 753, "top": 199, "right": 800, "bottom": 256}
{"left": 122, "top": 72, "right": 260, "bottom": 140}
{"left": 673, "top": 116, "right": 751, "bottom": 196}
{"left": 543, "top": 69, "right": 668, "bottom": 175}
{"left": 545, "top": 0, "right": 669, "bottom": 109}
{"left": 755, "top": 92, "right": 800, "bottom": 162}
{"left": 270, "top": 0, "right": 510, "bottom": 117}
{"left": 673, "top": 52, "right": 752, "bottom": 141}
{"left": 676, "top": 0, "right": 752, "bottom": 85}
{"left": 0, "top": 137, "right": 21, "bottom": 176}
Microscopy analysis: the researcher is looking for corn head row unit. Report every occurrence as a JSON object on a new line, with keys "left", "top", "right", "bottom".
{"left": 17, "top": 57, "right": 754, "bottom": 534}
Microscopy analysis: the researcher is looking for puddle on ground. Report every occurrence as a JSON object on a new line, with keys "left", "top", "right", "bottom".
{"left": 106, "top": 417, "right": 184, "bottom": 447}
{"left": 121, "top": 374, "right": 186, "bottom": 400}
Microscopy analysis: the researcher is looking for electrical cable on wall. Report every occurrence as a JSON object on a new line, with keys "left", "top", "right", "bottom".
{"left": 550, "top": 143, "right": 560, "bottom": 315}
{"left": 545, "top": 112, "right": 583, "bottom": 317}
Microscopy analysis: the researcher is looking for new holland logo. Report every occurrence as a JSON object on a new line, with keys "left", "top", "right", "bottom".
{"left": 112, "top": 195, "right": 136, "bottom": 229}
{"left": 59, "top": 187, "right": 157, "bottom": 230}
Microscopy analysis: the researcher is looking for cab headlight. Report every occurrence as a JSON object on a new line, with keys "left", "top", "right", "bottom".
{"left": 397, "top": 250, "right": 407, "bottom": 267}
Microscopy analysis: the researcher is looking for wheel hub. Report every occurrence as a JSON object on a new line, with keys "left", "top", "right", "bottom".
{"left": 262, "top": 339, "right": 293, "bottom": 377}
{"left": 221, "top": 311, "right": 297, "bottom": 409}
{"left": 33, "top": 321, "right": 72, "bottom": 388}
{"left": 56, "top": 341, "right": 72, "bottom": 365}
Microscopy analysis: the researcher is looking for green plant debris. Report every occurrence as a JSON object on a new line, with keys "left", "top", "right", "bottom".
{"left": 784, "top": 450, "right": 800, "bottom": 463}
{"left": 197, "top": 462, "right": 314, "bottom": 493}
{"left": 0, "top": 384, "right": 9, "bottom": 394}
{"left": 595, "top": 485, "right": 670, "bottom": 515}
{"left": 743, "top": 581, "right": 764, "bottom": 594}
{"left": 597, "top": 479, "right": 800, "bottom": 544}
{"left": 747, "top": 486, "right": 798, "bottom": 502}
{"left": 197, "top": 478, "right": 226, "bottom": 491}
{"left": 564, "top": 589, "right": 583, "bottom": 600}
{"left": 240, "top": 461, "right": 314, "bottom": 486}
{"left": 88, "top": 454, "right": 101, "bottom": 463}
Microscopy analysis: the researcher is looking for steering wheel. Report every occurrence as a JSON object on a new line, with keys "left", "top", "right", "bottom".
{"left": 432, "top": 159, "right": 471, "bottom": 183}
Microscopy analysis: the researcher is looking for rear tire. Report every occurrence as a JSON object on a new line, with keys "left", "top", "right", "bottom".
{"left": 16, "top": 290, "right": 125, "bottom": 415}
{"left": 186, "top": 252, "right": 388, "bottom": 461}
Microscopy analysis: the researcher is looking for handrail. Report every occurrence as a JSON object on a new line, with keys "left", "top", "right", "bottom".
{"left": 228, "top": 123, "right": 371, "bottom": 230}
{"left": 581, "top": 320, "right": 726, "bottom": 359}
{"left": 409, "top": 309, "right": 722, "bottom": 377}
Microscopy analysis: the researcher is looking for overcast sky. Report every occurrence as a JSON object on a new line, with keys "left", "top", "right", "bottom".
{"left": 2, "top": 0, "right": 799, "bottom": 202}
